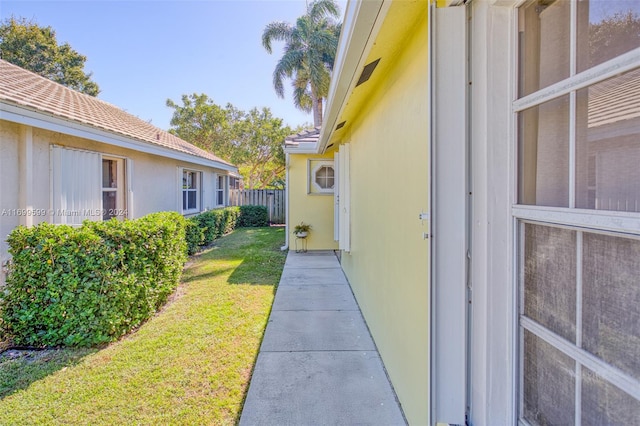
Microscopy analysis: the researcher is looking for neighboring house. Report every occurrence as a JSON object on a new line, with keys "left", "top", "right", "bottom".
{"left": 285, "top": 0, "right": 640, "bottom": 425}
{"left": 0, "top": 59, "right": 238, "bottom": 283}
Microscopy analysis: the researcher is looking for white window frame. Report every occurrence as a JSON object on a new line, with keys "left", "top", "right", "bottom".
{"left": 511, "top": 2, "right": 640, "bottom": 425}
{"left": 216, "top": 174, "right": 226, "bottom": 207}
{"left": 308, "top": 159, "right": 335, "bottom": 194}
{"left": 101, "top": 155, "right": 126, "bottom": 221}
{"left": 180, "top": 168, "right": 202, "bottom": 215}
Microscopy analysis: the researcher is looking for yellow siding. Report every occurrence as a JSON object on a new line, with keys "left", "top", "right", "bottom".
{"left": 288, "top": 152, "right": 338, "bottom": 250}
{"left": 340, "top": 16, "right": 430, "bottom": 426}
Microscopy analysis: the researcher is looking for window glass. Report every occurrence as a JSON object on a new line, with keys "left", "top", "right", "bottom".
{"left": 518, "top": 0, "right": 571, "bottom": 97}
{"left": 523, "top": 223, "right": 576, "bottom": 342}
{"left": 102, "top": 159, "right": 116, "bottom": 189}
{"left": 577, "top": 0, "right": 640, "bottom": 73}
{"left": 315, "top": 165, "right": 335, "bottom": 189}
{"left": 182, "top": 170, "right": 199, "bottom": 211}
{"left": 102, "top": 159, "right": 118, "bottom": 220}
{"left": 582, "top": 367, "right": 640, "bottom": 425}
{"left": 582, "top": 232, "right": 640, "bottom": 380}
{"left": 575, "top": 69, "right": 640, "bottom": 212}
{"left": 522, "top": 330, "right": 576, "bottom": 425}
{"left": 518, "top": 95, "right": 570, "bottom": 207}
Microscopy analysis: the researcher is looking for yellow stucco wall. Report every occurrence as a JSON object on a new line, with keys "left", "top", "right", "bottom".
{"left": 339, "top": 14, "right": 430, "bottom": 426}
{"left": 288, "top": 152, "right": 338, "bottom": 250}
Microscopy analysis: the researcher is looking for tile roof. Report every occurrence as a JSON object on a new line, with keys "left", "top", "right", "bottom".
{"left": 284, "top": 126, "right": 321, "bottom": 145}
{"left": 589, "top": 67, "right": 640, "bottom": 129}
{"left": 0, "top": 59, "right": 232, "bottom": 167}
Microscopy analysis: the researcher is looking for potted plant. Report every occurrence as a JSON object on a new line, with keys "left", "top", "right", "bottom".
{"left": 293, "top": 222, "right": 311, "bottom": 238}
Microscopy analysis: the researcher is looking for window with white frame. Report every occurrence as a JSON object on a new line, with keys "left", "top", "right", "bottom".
{"left": 182, "top": 169, "right": 201, "bottom": 213}
{"left": 102, "top": 157, "right": 125, "bottom": 220}
{"left": 51, "top": 146, "right": 128, "bottom": 224}
{"left": 216, "top": 174, "right": 226, "bottom": 206}
{"left": 308, "top": 160, "right": 335, "bottom": 194}
{"left": 515, "top": 1, "right": 640, "bottom": 424}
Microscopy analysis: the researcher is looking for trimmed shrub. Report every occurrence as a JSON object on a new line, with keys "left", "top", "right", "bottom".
{"left": 185, "top": 218, "right": 205, "bottom": 255}
{"left": 185, "top": 207, "right": 241, "bottom": 254}
{"left": 238, "top": 205, "right": 269, "bottom": 227}
{"left": 0, "top": 212, "right": 187, "bottom": 347}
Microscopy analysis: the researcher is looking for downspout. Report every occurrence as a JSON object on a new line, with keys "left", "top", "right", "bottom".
{"left": 280, "top": 151, "right": 290, "bottom": 251}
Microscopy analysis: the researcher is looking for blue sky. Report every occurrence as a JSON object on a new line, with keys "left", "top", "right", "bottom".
{"left": 1, "top": 0, "right": 346, "bottom": 130}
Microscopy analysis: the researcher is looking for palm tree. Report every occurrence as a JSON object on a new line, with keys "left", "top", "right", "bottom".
{"left": 262, "top": 0, "right": 341, "bottom": 127}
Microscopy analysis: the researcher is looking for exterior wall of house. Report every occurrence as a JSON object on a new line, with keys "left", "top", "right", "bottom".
{"left": 288, "top": 152, "right": 338, "bottom": 250}
{"left": 338, "top": 19, "right": 430, "bottom": 425}
{"left": 0, "top": 120, "right": 232, "bottom": 283}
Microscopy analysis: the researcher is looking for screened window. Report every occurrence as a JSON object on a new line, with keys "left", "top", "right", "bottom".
{"left": 516, "top": 1, "right": 640, "bottom": 424}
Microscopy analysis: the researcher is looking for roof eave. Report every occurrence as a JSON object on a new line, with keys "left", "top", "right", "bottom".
{"left": 317, "top": 0, "right": 390, "bottom": 154}
{"left": 1, "top": 102, "right": 238, "bottom": 173}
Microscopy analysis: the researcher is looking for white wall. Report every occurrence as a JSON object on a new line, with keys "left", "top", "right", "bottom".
{"left": 0, "top": 120, "right": 232, "bottom": 283}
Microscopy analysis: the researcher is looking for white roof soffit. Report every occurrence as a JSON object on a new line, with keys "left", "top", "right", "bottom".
{"left": 317, "top": 0, "right": 390, "bottom": 153}
{"left": 1, "top": 102, "right": 238, "bottom": 173}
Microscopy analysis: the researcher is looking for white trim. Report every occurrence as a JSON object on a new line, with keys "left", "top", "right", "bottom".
{"left": 308, "top": 160, "right": 335, "bottom": 194}
{"left": 317, "top": 0, "right": 391, "bottom": 153}
{"left": 0, "top": 103, "right": 237, "bottom": 173}
{"left": 513, "top": 48, "right": 640, "bottom": 112}
{"left": 181, "top": 168, "right": 203, "bottom": 215}
{"left": 126, "top": 158, "right": 134, "bottom": 219}
{"left": 512, "top": 205, "right": 640, "bottom": 235}
{"left": 432, "top": 4, "right": 467, "bottom": 424}
{"left": 521, "top": 317, "right": 640, "bottom": 402}
{"left": 338, "top": 144, "right": 351, "bottom": 252}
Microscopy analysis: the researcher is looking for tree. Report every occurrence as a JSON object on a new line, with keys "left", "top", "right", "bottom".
{"left": 0, "top": 17, "right": 99, "bottom": 96}
{"left": 166, "top": 93, "right": 234, "bottom": 158}
{"left": 589, "top": 10, "right": 640, "bottom": 68}
{"left": 167, "top": 94, "right": 292, "bottom": 189}
{"left": 262, "top": 0, "right": 341, "bottom": 127}
{"left": 232, "top": 107, "right": 291, "bottom": 189}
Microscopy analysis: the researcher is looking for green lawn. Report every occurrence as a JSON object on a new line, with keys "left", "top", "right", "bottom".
{"left": 0, "top": 227, "right": 285, "bottom": 425}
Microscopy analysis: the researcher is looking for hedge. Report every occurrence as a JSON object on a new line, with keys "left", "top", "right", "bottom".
{"left": 237, "top": 205, "right": 269, "bottom": 227}
{"left": 0, "top": 212, "right": 187, "bottom": 347}
{"left": 185, "top": 207, "right": 240, "bottom": 255}
{"left": 0, "top": 206, "right": 270, "bottom": 347}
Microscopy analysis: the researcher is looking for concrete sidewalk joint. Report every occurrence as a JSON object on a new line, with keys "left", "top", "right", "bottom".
{"left": 240, "top": 250, "right": 406, "bottom": 426}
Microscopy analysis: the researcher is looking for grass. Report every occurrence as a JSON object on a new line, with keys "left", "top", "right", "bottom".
{"left": 0, "top": 226, "right": 286, "bottom": 425}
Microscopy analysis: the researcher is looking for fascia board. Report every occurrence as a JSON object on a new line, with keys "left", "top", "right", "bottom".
{"left": 317, "top": 0, "right": 389, "bottom": 153}
{"left": 0, "top": 102, "right": 238, "bottom": 174}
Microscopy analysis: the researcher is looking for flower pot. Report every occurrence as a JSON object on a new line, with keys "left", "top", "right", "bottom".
{"left": 295, "top": 231, "right": 308, "bottom": 238}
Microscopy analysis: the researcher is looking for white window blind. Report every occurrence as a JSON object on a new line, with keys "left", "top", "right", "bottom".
{"left": 51, "top": 146, "right": 102, "bottom": 225}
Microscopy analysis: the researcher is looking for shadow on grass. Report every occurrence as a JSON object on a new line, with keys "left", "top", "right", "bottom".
{"left": 185, "top": 227, "right": 286, "bottom": 289}
{"left": 0, "top": 347, "right": 97, "bottom": 399}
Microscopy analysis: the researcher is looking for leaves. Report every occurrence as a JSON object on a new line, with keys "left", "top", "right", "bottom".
{"left": 167, "top": 94, "right": 295, "bottom": 189}
{"left": 262, "top": 0, "right": 341, "bottom": 126}
{"left": 0, "top": 16, "right": 100, "bottom": 96}
{"left": 0, "top": 212, "right": 187, "bottom": 347}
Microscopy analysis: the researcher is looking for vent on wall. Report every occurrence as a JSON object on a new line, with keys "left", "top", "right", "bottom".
{"left": 356, "top": 58, "right": 381, "bottom": 87}
{"left": 335, "top": 121, "right": 346, "bottom": 130}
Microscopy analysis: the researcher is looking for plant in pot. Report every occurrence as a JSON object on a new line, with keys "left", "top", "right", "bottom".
{"left": 293, "top": 222, "right": 311, "bottom": 238}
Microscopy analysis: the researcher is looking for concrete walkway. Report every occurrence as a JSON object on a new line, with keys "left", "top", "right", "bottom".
{"left": 239, "top": 250, "right": 406, "bottom": 426}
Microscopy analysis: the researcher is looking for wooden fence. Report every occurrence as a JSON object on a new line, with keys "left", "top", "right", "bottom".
{"left": 229, "top": 189, "right": 286, "bottom": 224}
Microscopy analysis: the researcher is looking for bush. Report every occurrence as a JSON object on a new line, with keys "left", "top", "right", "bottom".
{"left": 185, "top": 218, "right": 205, "bottom": 255}
{"left": 185, "top": 207, "right": 241, "bottom": 254}
{"left": 238, "top": 205, "right": 269, "bottom": 227}
{"left": 0, "top": 212, "right": 187, "bottom": 347}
